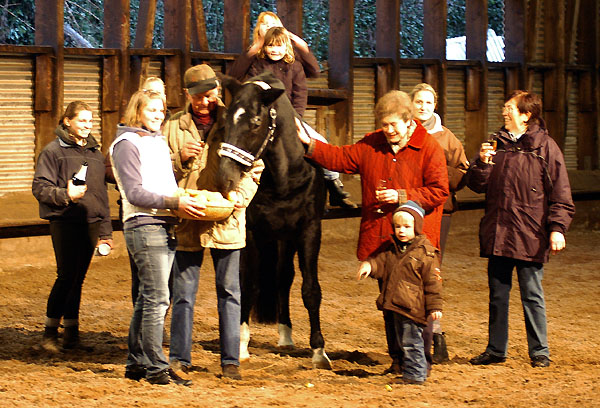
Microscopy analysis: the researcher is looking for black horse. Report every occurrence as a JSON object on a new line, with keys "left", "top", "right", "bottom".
{"left": 216, "top": 72, "right": 330, "bottom": 369}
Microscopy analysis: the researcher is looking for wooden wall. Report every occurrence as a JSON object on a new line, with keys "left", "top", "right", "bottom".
{"left": 0, "top": 0, "right": 597, "bottom": 192}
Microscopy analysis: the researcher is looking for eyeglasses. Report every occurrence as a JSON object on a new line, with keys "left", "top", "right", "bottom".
{"left": 502, "top": 104, "right": 517, "bottom": 113}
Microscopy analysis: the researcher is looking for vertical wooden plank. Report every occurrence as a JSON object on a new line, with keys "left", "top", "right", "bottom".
{"left": 328, "top": 0, "right": 354, "bottom": 146}
{"left": 191, "top": 0, "right": 210, "bottom": 51}
{"left": 542, "top": 0, "right": 566, "bottom": 148}
{"left": 223, "top": 0, "right": 251, "bottom": 53}
{"left": 131, "top": 0, "right": 157, "bottom": 98}
{"left": 423, "top": 0, "right": 447, "bottom": 121}
{"left": 34, "top": 0, "right": 64, "bottom": 159}
{"left": 576, "top": 0, "right": 598, "bottom": 169}
{"left": 463, "top": 0, "right": 488, "bottom": 157}
{"left": 164, "top": 0, "right": 192, "bottom": 110}
{"left": 376, "top": 0, "right": 400, "bottom": 92}
{"left": 104, "top": 0, "right": 130, "bottom": 151}
{"left": 277, "top": 0, "right": 303, "bottom": 36}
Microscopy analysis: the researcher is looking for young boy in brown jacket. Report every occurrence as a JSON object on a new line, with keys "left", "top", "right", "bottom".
{"left": 357, "top": 201, "right": 443, "bottom": 384}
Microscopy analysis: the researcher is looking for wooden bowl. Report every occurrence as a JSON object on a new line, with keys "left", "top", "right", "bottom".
{"left": 173, "top": 189, "right": 234, "bottom": 221}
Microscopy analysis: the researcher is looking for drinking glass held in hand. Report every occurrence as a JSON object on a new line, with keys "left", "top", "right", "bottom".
{"left": 374, "top": 179, "right": 388, "bottom": 214}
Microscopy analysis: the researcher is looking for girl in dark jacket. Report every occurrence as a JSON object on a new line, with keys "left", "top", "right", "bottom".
{"left": 467, "top": 90, "right": 575, "bottom": 368}
{"left": 32, "top": 101, "right": 113, "bottom": 352}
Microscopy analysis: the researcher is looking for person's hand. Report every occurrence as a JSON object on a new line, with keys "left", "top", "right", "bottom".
{"left": 430, "top": 311, "right": 443, "bottom": 320}
{"left": 357, "top": 261, "right": 372, "bottom": 280}
{"left": 228, "top": 191, "right": 244, "bottom": 209}
{"left": 479, "top": 142, "right": 496, "bottom": 164}
{"left": 550, "top": 231, "right": 566, "bottom": 254}
{"left": 180, "top": 140, "right": 204, "bottom": 163}
{"left": 67, "top": 179, "right": 87, "bottom": 202}
{"left": 248, "top": 39, "right": 263, "bottom": 56}
{"left": 287, "top": 31, "right": 309, "bottom": 52}
{"left": 295, "top": 118, "right": 311, "bottom": 145}
{"left": 375, "top": 188, "right": 399, "bottom": 204}
{"left": 97, "top": 238, "right": 114, "bottom": 249}
{"left": 177, "top": 195, "right": 207, "bottom": 218}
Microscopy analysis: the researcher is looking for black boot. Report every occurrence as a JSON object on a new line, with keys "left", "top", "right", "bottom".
{"left": 432, "top": 332, "right": 449, "bottom": 363}
{"left": 326, "top": 178, "right": 357, "bottom": 208}
{"left": 63, "top": 326, "right": 94, "bottom": 352}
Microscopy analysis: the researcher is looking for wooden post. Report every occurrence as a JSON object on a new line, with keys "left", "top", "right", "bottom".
{"left": 164, "top": 0, "right": 192, "bottom": 110}
{"left": 423, "top": 0, "right": 447, "bottom": 120}
{"left": 464, "top": 0, "right": 488, "bottom": 158}
{"left": 504, "top": 0, "right": 527, "bottom": 89}
{"left": 130, "top": 0, "right": 157, "bottom": 99}
{"left": 34, "top": 0, "right": 63, "bottom": 159}
{"left": 191, "top": 0, "right": 210, "bottom": 51}
{"left": 376, "top": 0, "right": 400, "bottom": 94}
{"left": 576, "top": 0, "right": 599, "bottom": 169}
{"left": 542, "top": 0, "right": 567, "bottom": 148}
{"left": 103, "top": 0, "right": 130, "bottom": 151}
{"left": 277, "top": 0, "right": 303, "bottom": 36}
{"left": 328, "top": 0, "right": 354, "bottom": 146}
{"left": 223, "top": 0, "right": 251, "bottom": 54}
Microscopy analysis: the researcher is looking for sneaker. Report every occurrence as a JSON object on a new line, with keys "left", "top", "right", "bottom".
{"left": 125, "top": 365, "right": 147, "bottom": 381}
{"left": 169, "top": 361, "right": 193, "bottom": 383}
{"left": 168, "top": 368, "right": 193, "bottom": 386}
{"left": 146, "top": 369, "right": 171, "bottom": 385}
{"left": 400, "top": 377, "right": 425, "bottom": 385}
{"left": 469, "top": 351, "right": 506, "bottom": 365}
{"left": 222, "top": 364, "right": 242, "bottom": 380}
{"left": 531, "top": 355, "right": 551, "bottom": 368}
{"left": 40, "top": 336, "right": 61, "bottom": 354}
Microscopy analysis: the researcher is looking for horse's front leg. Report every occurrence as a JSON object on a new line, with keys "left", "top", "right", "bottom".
{"left": 297, "top": 222, "right": 331, "bottom": 370}
{"left": 239, "top": 235, "right": 259, "bottom": 362}
{"left": 276, "top": 241, "right": 296, "bottom": 348}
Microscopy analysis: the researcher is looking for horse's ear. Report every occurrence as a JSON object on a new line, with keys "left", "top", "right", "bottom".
{"left": 260, "top": 87, "right": 285, "bottom": 107}
{"left": 218, "top": 73, "right": 242, "bottom": 98}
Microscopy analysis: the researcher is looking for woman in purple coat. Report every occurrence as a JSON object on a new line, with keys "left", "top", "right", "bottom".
{"left": 467, "top": 90, "right": 575, "bottom": 368}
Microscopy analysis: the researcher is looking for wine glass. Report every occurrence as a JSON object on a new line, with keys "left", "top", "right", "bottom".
{"left": 374, "top": 179, "right": 387, "bottom": 214}
{"left": 486, "top": 135, "right": 498, "bottom": 164}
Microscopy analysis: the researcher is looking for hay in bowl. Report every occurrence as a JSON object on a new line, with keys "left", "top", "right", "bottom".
{"left": 173, "top": 188, "right": 234, "bottom": 221}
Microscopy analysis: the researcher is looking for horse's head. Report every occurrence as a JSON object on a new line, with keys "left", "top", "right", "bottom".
{"left": 216, "top": 72, "right": 286, "bottom": 195}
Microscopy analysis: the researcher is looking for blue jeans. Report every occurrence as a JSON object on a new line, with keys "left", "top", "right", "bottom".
{"left": 393, "top": 313, "right": 427, "bottom": 382}
{"left": 124, "top": 224, "right": 176, "bottom": 376}
{"left": 170, "top": 248, "right": 241, "bottom": 367}
{"left": 486, "top": 256, "right": 549, "bottom": 359}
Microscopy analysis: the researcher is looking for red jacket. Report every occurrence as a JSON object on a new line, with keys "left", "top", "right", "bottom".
{"left": 466, "top": 123, "right": 575, "bottom": 263}
{"left": 307, "top": 122, "right": 449, "bottom": 260}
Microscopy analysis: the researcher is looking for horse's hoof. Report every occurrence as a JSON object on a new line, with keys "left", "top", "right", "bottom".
{"left": 277, "top": 323, "right": 295, "bottom": 347}
{"left": 239, "top": 352, "right": 250, "bottom": 363}
{"left": 311, "top": 347, "right": 332, "bottom": 370}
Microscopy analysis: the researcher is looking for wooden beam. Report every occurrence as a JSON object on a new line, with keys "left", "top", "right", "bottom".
{"left": 376, "top": 0, "right": 400, "bottom": 92}
{"left": 34, "top": 0, "right": 63, "bottom": 160}
{"left": 223, "top": 0, "right": 250, "bottom": 53}
{"left": 423, "top": 0, "right": 446, "bottom": 59}
{"left": 464, "top": 0, "right": 488, "bottom": 158}
{"left": 191, "top": 0, "right": 210, "bottom": 51}
{"left": 164, "top": 0, "right": 192, "bottom": 109}
{"left": 134, "top": 0, "right": 157, "bottom": 48}
{"left": 543, "top": 0, "right": 567, "bottom": 148}
{"left": 422, "top": 0, "right": 447, "bottom": 124}
{"left": 277, "top": 0, "right": 303, "bottom": 36}
{"left": 103, "top": 0, "right": 130, "bottom": 152}
{"left": 328, "top": 0, "right": 354, "bottom": 146}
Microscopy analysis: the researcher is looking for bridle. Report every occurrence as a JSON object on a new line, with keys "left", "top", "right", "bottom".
{"left": 218, "top": 80, "right": 278, "bottom": 168}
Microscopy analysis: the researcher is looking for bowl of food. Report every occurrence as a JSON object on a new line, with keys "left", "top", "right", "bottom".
{"left": 173, "top": 188, "right": 235, "bottom": 221}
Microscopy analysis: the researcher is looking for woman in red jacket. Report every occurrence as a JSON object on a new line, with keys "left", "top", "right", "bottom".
{"left": 467, "top": 90, "right": 575, "bottom": 368}
{"left": 296, "top": 90, "right": 448, "bottom": 374}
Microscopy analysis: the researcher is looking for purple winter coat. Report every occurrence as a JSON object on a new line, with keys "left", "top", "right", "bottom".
{"left": 466, "top": 122, "right": 575, "bottom": 263}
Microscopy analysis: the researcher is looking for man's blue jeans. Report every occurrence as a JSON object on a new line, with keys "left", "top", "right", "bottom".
{"left": 486, "top": 256, "right": 549, "bottom": 359}
{"left": 170, "top": 248, "right": 241, "bottom": 367}
{"left": 124, "top": 224, "right": 176, "bottom": 376}
{"left": 393, "top": 313, "right": 427, "bottom": 382}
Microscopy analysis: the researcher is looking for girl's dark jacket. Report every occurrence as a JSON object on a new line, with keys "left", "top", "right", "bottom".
{"left": 367, "top": 235, "right": 442, "bottom": 326}
{"left": 32, "top": 125, "right": 112, "bottom": 238}
{"left": 466, "top": 122, "right": 574, "bottom": 264}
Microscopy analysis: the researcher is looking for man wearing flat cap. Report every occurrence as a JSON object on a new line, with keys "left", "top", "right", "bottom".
{"left": 164, "top": 64, "right": 264, "bottom": 381}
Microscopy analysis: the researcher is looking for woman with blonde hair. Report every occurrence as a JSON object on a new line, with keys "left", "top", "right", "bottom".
{"left": 110, "top": 90, "right": 204, "bottom": 385}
